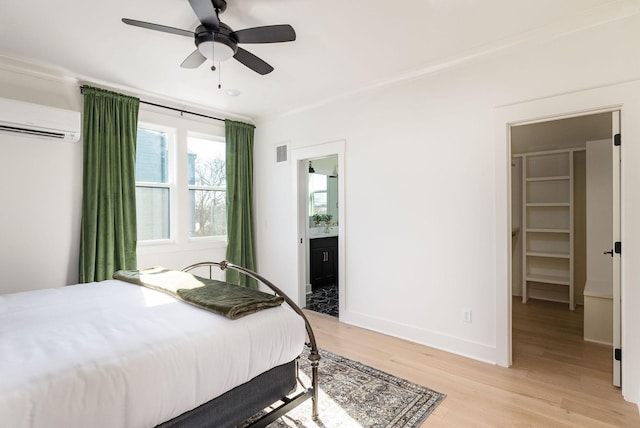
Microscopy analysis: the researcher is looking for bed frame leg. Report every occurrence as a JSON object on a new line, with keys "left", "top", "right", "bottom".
{"left": 309, "top": 349, "right": 320, "bottom": 420}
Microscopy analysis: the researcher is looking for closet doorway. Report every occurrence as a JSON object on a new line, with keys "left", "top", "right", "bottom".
{"left": 509, "top": 111, "right": 621, "bottom": 386}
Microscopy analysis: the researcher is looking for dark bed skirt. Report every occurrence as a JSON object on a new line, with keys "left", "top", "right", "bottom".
{"left": 156, "top": 360, "right": 297, "bottom": 428}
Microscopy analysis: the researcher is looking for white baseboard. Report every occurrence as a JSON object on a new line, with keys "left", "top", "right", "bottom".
{"left": 340, "top": 309, "right": 498, "bottom": 365}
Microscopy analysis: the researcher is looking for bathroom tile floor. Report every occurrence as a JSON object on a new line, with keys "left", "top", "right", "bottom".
{"left": 306, "top": 284, "right": 338, "bottom": 318}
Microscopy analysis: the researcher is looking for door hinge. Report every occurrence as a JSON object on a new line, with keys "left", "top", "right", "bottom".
{"left": 614, "top": 133, "right": 621, "bottom": 146}
{"left": 615, "top": 348, "right": 622, "bottom": 361}
{"left": 615, "top": 241, "right": 621, "bottom": 255}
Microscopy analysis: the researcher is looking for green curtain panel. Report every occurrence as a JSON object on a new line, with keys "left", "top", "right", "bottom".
{"left": 79, "top": 86, "right": 140, "bottom": 283}
{"left": 225, "top": 119, "right": 257, "bottom": 289}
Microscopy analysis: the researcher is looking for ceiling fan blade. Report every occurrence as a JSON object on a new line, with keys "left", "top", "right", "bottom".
{"left": 180, "top": 49, "right": 207, "bottom": 68}
{"left": 188, "top": 0, "right": 220, "bottom": 30}
{"left": 232, "top": 24, "right": 296, "bottom": 44}
{"left": 121, "top": 18, "right": 194, "bottom": 38}
{"left": 233, "top": 47, "right": 274, "bottom": 75}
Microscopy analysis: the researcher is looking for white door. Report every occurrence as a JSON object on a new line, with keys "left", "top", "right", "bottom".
{"left": 611, "top": 111, "right": 622, "bottom": 387}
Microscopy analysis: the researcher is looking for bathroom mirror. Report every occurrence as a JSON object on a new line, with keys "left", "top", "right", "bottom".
{"left": 308, "top": 155, "right": 338, "bottom": 227}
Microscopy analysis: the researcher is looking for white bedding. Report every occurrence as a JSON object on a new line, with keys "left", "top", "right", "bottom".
{"left": 0, "top": 279, "right": 306, "bottom": 428}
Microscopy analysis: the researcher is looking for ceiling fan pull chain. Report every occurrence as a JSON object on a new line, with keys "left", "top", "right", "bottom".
{"left": 210, "top": 37, "right": 217, "bottom": 71}
{"left": 218, "top": 62, "right": 222, "bottom": 89}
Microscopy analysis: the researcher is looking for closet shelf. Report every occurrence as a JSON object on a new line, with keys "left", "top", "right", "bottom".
{"left": 526, "top": 203, "right": 570, "bottom": 207}
{"left": 526, "top": 175, "right": 570, "bottom": 182}
{"left": 525, "top": 274, "right": 570, "bottom": 286}
{"left": 525, "top": 228, "right": 570, "bottom": 233}
{"left": 526, "top": 251, "right": 570, "bottom": 259}
{"left": 521, "top": 150, "right": 574, "bottom": 310}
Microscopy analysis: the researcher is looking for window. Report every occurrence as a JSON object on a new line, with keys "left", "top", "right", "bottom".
{"left": 187, "top": 134, "right": 226, "bottom": 237}
{"left": 309, "top": 173, "right": 327, "bottom": 215}
{"left": 135, "top": 120, "right": 226, "bottom": 245}
{"left": 136, "top": 126, "right": 171, "bottom": 241}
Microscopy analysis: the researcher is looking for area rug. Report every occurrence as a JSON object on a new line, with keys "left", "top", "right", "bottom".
{"left": 249, "top": 347, "right": 446, "bottom": 427}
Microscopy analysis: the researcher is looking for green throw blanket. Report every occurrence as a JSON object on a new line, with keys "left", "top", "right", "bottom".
{"left": 113, "top": 267, "right": 284, "bottom": 319}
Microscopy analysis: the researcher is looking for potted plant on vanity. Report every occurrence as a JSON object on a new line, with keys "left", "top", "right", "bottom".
{"left": 312, "top": 214, "right": 334, "bottom": 233}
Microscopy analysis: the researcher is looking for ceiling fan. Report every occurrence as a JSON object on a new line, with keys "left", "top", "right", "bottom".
{"left": 122, "top": 0, "right": 296, "bottom": 75}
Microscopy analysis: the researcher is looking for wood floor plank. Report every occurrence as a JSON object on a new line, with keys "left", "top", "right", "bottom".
{"left": 303, "top": 297, "right": 640, "bottom": 426}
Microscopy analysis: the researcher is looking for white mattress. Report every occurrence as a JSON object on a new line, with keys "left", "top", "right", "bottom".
{"left": 0, "top": 279, "right": 306, "bottom": 428}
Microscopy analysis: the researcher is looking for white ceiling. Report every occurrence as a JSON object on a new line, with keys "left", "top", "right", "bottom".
{"left": 0, "top": 0, "right": 637, "bottom": 119}
{"left": 511, "top": 112, "right": 612, "bottom": 154}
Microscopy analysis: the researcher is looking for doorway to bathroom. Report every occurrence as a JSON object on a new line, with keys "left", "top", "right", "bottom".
{"left": 291, "top": 140, "right": 346, "bottom": 319}
{"left": 306, "top": 155, "right": 339, "bottom": 317}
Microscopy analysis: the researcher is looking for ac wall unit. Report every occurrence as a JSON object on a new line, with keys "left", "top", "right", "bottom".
{"left": 0, "top": 97, "right": 81, "bottom": 142}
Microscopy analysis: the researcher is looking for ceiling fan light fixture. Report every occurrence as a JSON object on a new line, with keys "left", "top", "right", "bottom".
{"left": 197, "top": 40, "right": 235, "bottom": 62}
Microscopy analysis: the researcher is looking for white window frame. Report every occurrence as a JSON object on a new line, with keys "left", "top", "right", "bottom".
{"left": 187, "top": 131, "right": 227, "bottom": 243}
{"left": 135, "top": 121, "right": 177, "bottom": 246}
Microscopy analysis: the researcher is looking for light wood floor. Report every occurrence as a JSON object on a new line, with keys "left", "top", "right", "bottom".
{"left": 304, "top": 298, "right": 640, "bottom": 427}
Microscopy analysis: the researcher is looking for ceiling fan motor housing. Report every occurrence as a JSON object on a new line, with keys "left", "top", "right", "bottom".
{"left": 195, "top": 24, "right": 238, "bottom": 60}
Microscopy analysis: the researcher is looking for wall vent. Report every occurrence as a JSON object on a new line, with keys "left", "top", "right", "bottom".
{"left": 275, "top": 144, "right": 288, "bottom": 163}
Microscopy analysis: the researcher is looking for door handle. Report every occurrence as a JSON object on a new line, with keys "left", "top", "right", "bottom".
{"left": 604, "top": 249, "right": 614, "bottom": 257}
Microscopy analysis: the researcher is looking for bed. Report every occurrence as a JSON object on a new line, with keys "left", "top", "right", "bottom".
{"left": 0, "top": 260, "right": 319, "bottom": 428}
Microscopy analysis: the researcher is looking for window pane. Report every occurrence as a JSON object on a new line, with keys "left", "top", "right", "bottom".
{"left": 309, "top": 173, "right": 327, "bottom": 192}
{"left": 189, "top": 189, "right": 227, "bottom": 237}
{"left": 309, "top": 173, "right": 328, "bottom": 215}
{"left": 136, "top": 187, "right": 170, "bottom": 240}
{"left": 136, "top": 128, "right": 168, "bottom": 183}
{"left": 311, "top": 191, "right": 327, "bottom": 214}
{"left": 187, "top": 136, "right": 225, "bottom": 187}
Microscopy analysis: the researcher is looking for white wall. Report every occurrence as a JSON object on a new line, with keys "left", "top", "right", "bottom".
{"left": 0, "top": 67, "right": 82, "bottom": 293}
{"left": 253, "top": 14, "right": 640, "bottom": 406}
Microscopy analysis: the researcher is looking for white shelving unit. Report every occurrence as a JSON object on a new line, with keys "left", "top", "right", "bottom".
{"left": 521, "top": 150, "right": 575, "bottom": 310}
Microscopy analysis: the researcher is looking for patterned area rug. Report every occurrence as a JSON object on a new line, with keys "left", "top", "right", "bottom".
{"left": 256, "top": 347, "right": 446, "bottom": 427}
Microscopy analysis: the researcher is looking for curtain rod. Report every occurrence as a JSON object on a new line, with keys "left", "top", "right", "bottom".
{"left": 139, "top": 100, "right": 225, "bottom": 122}
{"left": 79, "top": 85, "right": 225, "bottom": 123}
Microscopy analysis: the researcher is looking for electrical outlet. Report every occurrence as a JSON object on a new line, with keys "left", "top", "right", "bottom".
{"left": 463, "top": 310, "right": 472, "bottom": 323}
